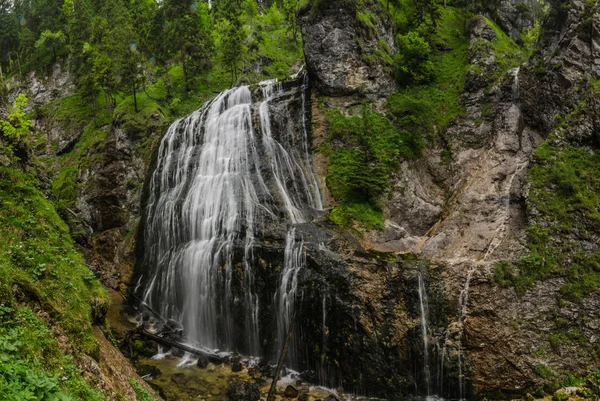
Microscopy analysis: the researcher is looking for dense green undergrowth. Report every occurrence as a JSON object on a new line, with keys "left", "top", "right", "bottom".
{"left": 386, "top": 7, "right": 469, "bottom": 145}
{"left": 322, "top": 105, "right": 423, "bottom": 229}
{"left": 0, "top": 166, "right": 109, "bottom": 400}
{"left": 494, "top": 141, "right": 600, "bottom": 302}
{"left": 494, "top": 81, "right": 600, "bottom": 302}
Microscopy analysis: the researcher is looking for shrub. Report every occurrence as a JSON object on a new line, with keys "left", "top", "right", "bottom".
{"left": 394, "top": 31, "right": 435, "bottom": 87}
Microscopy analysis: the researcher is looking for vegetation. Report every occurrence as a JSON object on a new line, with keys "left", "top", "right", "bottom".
{"left": 0, "top": 165, "right": 109, "bottom": 399}
{"left": 0, "top": 94, "right": 32, "bottom": 163}
{"left": 323, "top": 105, "right": 423, "bottom": 229}
{"left": 387, "top": 6, "right": 469, "bottom": 143}
{"left": 394, "top": 31, "right": 435, "bottom": 86}
{"left": 494, "top": 95, "right": 600, "bottom": 302}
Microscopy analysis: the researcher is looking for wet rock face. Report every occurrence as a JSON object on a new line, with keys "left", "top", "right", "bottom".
{"left": 299, "top": 1, "right": 396, "bottom": 97}
{"left": 521, "top": 0, "right": 600, "bottom": 136}
{"left": 465, "top": 274, "right": 600, "bottom": 395}
{"left": 365, "top": 0, "right": 600, "bottom": 397}
{"left": 76, "top": 125, "right": 146, "bottom": 289}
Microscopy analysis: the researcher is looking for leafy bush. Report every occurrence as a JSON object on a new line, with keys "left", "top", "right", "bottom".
{"left": 324, "top": 105, "right": 422, "bottom": 228}
{"left": 394, "top": 31, "right": 435, "bottom": 87}
{"left": 0, "top": 94, "right": 33, "bottom": 163}
{"left": 494, "top": 260, "right": 515, "bottom": 287}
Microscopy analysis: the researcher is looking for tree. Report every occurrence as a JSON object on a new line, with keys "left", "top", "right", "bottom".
{"left": 264, "top": 2, "right": 282, "bottom": 28}
{"left": 410, "top": 0, "right": 440, "bottom": 30}
{"left": 162, "top": 0, "right": 213, "bottom": 92}
{"left": 394, "top": 31, "right": 435, "bottom": 87}
{"left": 78, "top": 42, "right": 101, "bottom": 118}
{"left": 35, "top": 30, "right": 66, "bottom": 62}
{"left": 243, "top": 0, "right": 258, "bottom": 26}
{"left": 119, "top": 46, "right": 143, "bottom": 112}
{"left": 0, "top": 0, "right": 20, "bottom": 71}
{"left": 282, "top": 0, "right": 300, "bottom": 42}
{"left": 220, "top": 20, "right": 246, "bottom": 85}
{"left": 0, "top": 94, "right": 32, "bottom": 163}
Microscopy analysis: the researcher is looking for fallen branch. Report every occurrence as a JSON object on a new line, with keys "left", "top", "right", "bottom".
{"left": 139, "top": 330, "right": 223, "bottom": 363}
{"left": 267, "top": 316, "right": 295, "bottom": 401}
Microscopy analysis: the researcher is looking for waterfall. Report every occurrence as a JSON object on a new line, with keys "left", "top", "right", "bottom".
{"left": 138, "top": 77, "right": 322, "bottom": 358}
{"left": 274, "top": 227, "right": 304, "bottom": 364}
{"left": 418, "top": 271, "right": 432, "bottom": 396}
{"left": 457, "top": 268, "right": 474, "bottom": 400}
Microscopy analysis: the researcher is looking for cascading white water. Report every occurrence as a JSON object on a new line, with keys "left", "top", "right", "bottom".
{"left": 418, "top": 272, "right": 432, "bottom": 396}
{"left": 456, "top": 268, "right": 474, "bottom": 400}
{"left": 274, "top": 227, "right": 305, "bottom": 363}
{"left": 138, "top": 78, "right": 322, "bottom": 358}
{"left": 260, "top": 79, "right": 323, "bottom": 363}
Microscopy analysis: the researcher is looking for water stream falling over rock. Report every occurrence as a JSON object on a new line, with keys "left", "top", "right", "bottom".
{"left": 137, "top": 77, "right": 322, "bottom": 358}
{"left": 418, "top": 271, "right": 432, "bottom": 396}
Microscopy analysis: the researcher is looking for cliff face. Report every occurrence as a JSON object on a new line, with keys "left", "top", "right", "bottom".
{"left": 300, "top": 0, "right": 600, "bottom": 397}
{"left": 299, "top": 0, "right": 396, "bottom": 97}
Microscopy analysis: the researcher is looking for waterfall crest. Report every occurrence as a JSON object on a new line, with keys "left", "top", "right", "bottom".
{"left": 138, "top": 78, "right": 322, "bottom": 357}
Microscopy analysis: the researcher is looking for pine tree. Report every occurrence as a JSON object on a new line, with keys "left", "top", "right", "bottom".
{"left": 162, "top": 0, "right": 213, "bottom": 92}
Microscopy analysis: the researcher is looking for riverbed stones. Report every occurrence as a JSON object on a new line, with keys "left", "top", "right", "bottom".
{"left": 284, "top": 385, "right": 299, "bottom": 398}
{"left": 226, "top": 380, "right": 260, "bottom": 401}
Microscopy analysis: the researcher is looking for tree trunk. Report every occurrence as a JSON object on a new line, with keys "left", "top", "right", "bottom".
{"left": 140, "top": 330, "right": 223, "bottom": 363}
{"left": 132, "top": 82, "right": 138, "bottom": 112}
{"left": 182, "top": 55, "right": 189, "bottom": 93}
{"left": 267, "top": 319, "right": 295, "bottom": 401}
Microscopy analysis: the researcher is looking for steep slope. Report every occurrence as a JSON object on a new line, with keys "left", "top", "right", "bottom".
{"left": 0, "top": 165, "right": 159, "bottom": 400}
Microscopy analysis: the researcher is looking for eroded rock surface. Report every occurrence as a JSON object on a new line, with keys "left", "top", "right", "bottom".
{"left": 299, "top": 1, "right": 396, "bottom": 97}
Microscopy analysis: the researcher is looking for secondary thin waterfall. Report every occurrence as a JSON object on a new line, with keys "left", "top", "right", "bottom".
{"left": 418, "top": 271, "right": 432, "bottom": 396}
{"left": 274, "top": 227, "right": 304, "bottom": 365}
{"left": 138, "top": 78, "right": 322, "bottom": 357}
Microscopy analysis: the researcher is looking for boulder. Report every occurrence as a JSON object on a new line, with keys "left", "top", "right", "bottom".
{"left": 226, "top": 380, "right": 261, "bottom": 401}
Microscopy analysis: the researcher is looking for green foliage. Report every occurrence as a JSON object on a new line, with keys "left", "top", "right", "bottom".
{"left": 494, "top": 260, "right": 516, "bottom": 287}
{"left": 324, "top": 106, "right": 422, "bottom": 229}
{"left": 0, "top": 94, "right": 32, "bottom": 140}
{"left": 0, "top": 308, "right": 104, "bottom": 401}
{"left": 219, "top": 19, "right": 247, "bottom": 85}
{"left": 515, "top": 142, "right": 600, "bottom": 300}
{"left": 282, "top": 0, "right": 301, "bottom": 42}
{"left": 522, "top": 20, "right": 542, "bottom": 52}
{"left": 264, "top": 2, "right": 283, "bottom": 28}
{"left": 0, "top": 167, "right": 108, "bottom": 356}
{"left": 34, "top": 30, "right": 66, "bottom": 62}
{"left": 0, "top": 167, "right": 108, "bottom": 399}
{"left": 160, "top": 0, "right": 213, "bottom": 93}
{"left": 387, "top": 7, "right": 469, "bottom": 140}
{"left": 535, "top": 364, "right": 554, "bottom": 379}
{"left": 394, "top": 31, "right": 435, "bottom": 86}
{"left": 0, "top": 94, "right": 33, "bottom": 163}
{"left": 552, "top": 392, "right": 569, "bottom": 401}
{"left": 128, "top": 378, "right": 152, "bottom": 401}
{"left": 483, "top": 17, "right": 527, "bottom": 75}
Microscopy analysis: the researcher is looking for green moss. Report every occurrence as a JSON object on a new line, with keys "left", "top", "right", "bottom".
{"left": 535, "top": 364, "right": 554, "bottom": 379}
{"left": 483, "top": 17, "right": 527, "bottom": 78}
{"left": 515, "top": 143, "right": 600, "bottom": 299}
{"left": 0, "top": 307, "right": 105, "bottom": 400}
{"left": 128, "top": 378, "right": 153, "bottom": 401}
{"left": 329, "top": 203, "right": 384, "bottom": 229}
{"left": 0, "top": 167, "right": 108, "bottom": 399}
